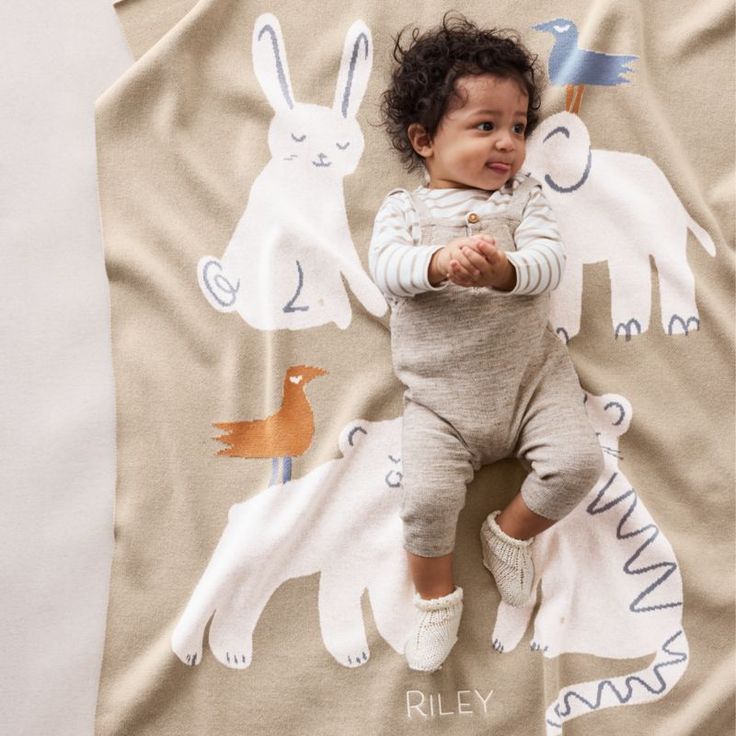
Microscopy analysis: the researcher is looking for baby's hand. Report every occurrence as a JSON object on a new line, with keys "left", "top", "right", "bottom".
{"left": 428, "top": 235, "right": 492, "bottom": 286}
{"left": 448, "top": 235, "right": 517, "bottom": 291}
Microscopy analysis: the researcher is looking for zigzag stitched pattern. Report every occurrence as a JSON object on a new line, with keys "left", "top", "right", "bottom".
{"left": 545, "top": 630, "right": 688, "bottom": 728}
{"left": 586, "top": 472, "right": 683, "bottom": 613}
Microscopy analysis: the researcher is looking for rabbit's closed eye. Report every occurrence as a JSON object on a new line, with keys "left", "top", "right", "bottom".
{"left": 336, "top": 141, "right": 350, "bottom": 150}
{"left": 291, "top": 133, "right": 306, "bottom": 142}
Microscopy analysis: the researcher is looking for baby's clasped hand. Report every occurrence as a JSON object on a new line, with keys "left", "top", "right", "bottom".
{"left": 429, "top": 234, "right": 491, "bottom": 286}
{"left": 455, "top": 237, "right": 517, "bottom": 291}
{"left": 434, "top": 234, "right": 517, "bottom": 291}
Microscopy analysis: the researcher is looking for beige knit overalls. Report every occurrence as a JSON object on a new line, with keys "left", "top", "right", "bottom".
{"left": 388, "top": 176, "right": 603, "bottom": 558}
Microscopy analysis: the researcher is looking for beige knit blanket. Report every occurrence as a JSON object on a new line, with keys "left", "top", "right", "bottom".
{"left": 95, "top": 1, "right": 735, "bottom": 733}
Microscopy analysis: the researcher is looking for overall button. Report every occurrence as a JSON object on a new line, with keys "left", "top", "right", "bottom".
{"left": 466, "top": 211, "right": 480, "bottom": 224}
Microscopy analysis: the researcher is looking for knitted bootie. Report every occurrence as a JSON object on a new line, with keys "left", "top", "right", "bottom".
{"left": 480, "top": 510, "right": 535, "bottom": 607}
{"left": 404, "top": 585, "right": 464, "bottom": 672}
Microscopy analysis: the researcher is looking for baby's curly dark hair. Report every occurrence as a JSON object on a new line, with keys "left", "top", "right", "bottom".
{"left": 380, "top": 11, "right": 543, "bottom": 175}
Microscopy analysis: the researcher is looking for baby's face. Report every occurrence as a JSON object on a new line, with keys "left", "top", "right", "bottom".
{"left": 421, "top": 74, "right": 528, "bottom": 190}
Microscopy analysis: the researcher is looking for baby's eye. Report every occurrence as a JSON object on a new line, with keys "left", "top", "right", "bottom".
{"left": 336, "top": 141, "right": 350, "bottom": 150}
{"left": 513, "top": 123, "right": 526, "bottom": 135}
{"left": 291, "top": 133, "right": 306, "bottom": 142}
{"left": 477, "top": 122, "right": 494, "bottom": 132}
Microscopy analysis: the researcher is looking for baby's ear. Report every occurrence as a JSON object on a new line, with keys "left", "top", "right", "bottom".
{"left": 407, "top": 123, "right": 432, "bottom": 158}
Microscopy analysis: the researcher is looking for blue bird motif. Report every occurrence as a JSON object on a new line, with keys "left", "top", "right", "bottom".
{"left": 533, "top": 18, "right": 638, "bottom": 113}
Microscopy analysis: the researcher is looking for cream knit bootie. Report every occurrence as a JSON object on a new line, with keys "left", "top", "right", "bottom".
{"left": 404, "top": 585, "right": 463, "bottom": 672}
{"left": 480, "top": 510, "right": 535, "bottom": 607}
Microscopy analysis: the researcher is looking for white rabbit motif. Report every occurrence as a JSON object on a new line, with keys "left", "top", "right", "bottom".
{"left": 197, "top": 13, "right": 387, "bottom": 330}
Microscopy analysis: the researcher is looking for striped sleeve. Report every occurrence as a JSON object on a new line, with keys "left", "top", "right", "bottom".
{"left": 368, "top": 191, "right": 448, "bottom": 298}
{"left": 504, "top": 185, "right": 566, "bottom": 296}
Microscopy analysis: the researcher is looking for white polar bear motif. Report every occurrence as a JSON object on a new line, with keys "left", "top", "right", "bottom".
{"left": 491, "top": 391, "right": 688, "bottom": 734}
{"left": 197, "top": 13, "right": 387, "bottom": 331}
{"left": 525, "top": 112, "right": 715, "bottom": 342}
{"left": 171, "top": 417, "right": 413, "bottom": 669}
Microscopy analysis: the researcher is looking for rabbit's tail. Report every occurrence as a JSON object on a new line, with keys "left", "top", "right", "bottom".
{"left": 197, "top": 256, "right": 240, "bottom": 312}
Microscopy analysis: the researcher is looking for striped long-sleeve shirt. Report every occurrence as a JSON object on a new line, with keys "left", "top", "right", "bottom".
{"left": 368, "top": 174, "right": 565, "bottom": 299}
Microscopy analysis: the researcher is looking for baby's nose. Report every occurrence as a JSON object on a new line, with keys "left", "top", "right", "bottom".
{"left": 495, "top": 133, "right": 515, "bottom": 150}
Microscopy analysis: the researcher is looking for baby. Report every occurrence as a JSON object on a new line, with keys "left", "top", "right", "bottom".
{"left": 369, "top": 13, "right": 603, "bottom": 672}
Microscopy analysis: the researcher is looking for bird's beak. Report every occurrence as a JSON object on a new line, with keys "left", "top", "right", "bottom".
{"left": 306, "top": 366, "right": 328, "bottom": 380}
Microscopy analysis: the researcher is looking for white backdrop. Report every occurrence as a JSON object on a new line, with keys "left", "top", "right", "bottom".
{"left": 0, "top": 2, "right": 131, "bottom": 734}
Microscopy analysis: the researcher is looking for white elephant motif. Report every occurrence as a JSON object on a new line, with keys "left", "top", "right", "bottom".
{"left": 525, "top": 112, "right": 715, "bottom": 342}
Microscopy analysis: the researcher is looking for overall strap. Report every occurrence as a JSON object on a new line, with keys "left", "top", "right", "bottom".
{"left": 387, "top": 187, "right": 433, "bottom": 222}
{"left": 500, "top": 175, "right": 541, "bottom": 221}
{"left": 386, "top": 187, "right": 433, "bottom": 243}
{"left": 407, "top": 188, "right": 434, "bottom": 223}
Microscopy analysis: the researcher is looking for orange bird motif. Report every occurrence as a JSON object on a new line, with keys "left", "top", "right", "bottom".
{"left": 213, "top": 365, "right": 327, "bottom": 485}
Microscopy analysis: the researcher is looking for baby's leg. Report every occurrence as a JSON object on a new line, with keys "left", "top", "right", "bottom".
{"left": 513, "top": 369, "right": 603, "bottom": 525}
{"left": 400, "top": 400, "right": 475, "bottom": 587}
{"left": 494, "top": 493, "right": 555, "bottom": 540}
{"left": 407, "top": 550, "right": 455, "bottom": 599}
{"left": 400, "top": 400, "right": 475, "bottom": 671}
{"left": 481, "top": 359, "right": 602, "bottom": 607}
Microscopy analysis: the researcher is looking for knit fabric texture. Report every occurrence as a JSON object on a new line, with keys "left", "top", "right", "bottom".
{"left": 481, "top": 510, "right": 535, "bottom": 607}
{"left": 403, "top": 585, "right": 464, "bottom": 672}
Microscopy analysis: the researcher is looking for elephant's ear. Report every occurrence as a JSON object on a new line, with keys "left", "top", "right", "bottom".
{"left": 338, "top": 420, "right": 370, "bottom": 457}
{"left": 527, "top": 111, "right": 591, "bottom": 194}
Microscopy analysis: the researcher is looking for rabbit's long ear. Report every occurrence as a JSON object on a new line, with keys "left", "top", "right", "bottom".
{"left": 252, "top": 13, "right": 295, "bottom": 113}
{"left": 332, "top": 20, "right": 372, "bottom": 119}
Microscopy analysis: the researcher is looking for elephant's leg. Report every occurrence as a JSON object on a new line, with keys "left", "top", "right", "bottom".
{"left": 654, "top": 251, "right": 700, "bottom": 336}
{"left": 609, "top": 258, "right": 651, "bottom": 340}
{"left": 550, "top": 259, "right": 583, "bottom": 343}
